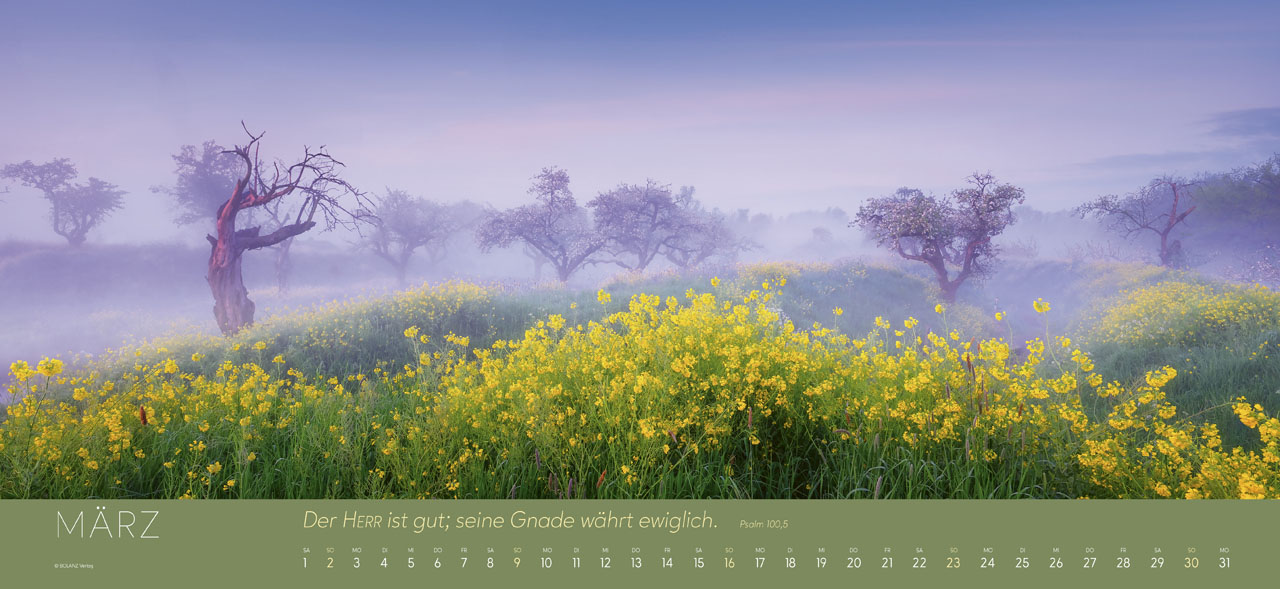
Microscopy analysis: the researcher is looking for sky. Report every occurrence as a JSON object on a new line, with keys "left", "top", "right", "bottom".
{"left": 1, "top": 0, "right": 1277, "bottom": 243}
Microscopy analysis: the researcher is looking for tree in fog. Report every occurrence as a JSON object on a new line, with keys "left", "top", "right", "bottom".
{"left": 664, "top": 200, "right": 752, "bottom": 269}
{"left": 155, "top": 141, "right": 299, "bottom": 292}
{"left": 363, "top": 189, "right": 465, "bottom": 286}
{"left": 1075, "top": 176, "right": 1197, "bottom": 268}
{"left": 205, "top": 126, "right": 370, "bottom": 335}
{"left": 853, "top": 173, "right": 1025, "bottom": 302}
{"left": 522, "top": 245, "right": 551, "bottom": 282}
{"left": 259, "top": 197, "right": 302, "bottom": 292}
{"left": 588, "top": 180, "right": 686, "bottom": 271}
{"left": 589, "top": 181, "right": 749, "bottom": 271}
{"left": 476, "top": 167, "right": 605, "bottom": 283}
{"left": 663, "top": 212, "right": 746, "bottom": 269}
{"left": 2, "top": 158, "right": 125, "bottom": 247}
{"left": 1190, "top": 155, "right": 1280, "bottom": 250}
{"left": 153, "top": 141, "right": 244, "bottom": 226}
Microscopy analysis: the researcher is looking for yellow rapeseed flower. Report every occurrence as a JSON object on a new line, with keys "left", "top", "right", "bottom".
{"left": 37, "top": 357, "right": 63, "bottom": 377}
{"left": 9, "top": 360, "right": 33, "bottom": 382}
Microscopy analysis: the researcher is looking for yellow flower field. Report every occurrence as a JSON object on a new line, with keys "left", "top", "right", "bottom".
{"left": 2, "top": 271, "right": 1278, "bottom": 499}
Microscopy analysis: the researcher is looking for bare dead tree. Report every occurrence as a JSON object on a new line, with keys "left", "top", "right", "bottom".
{"left": 1076, "top": 177, "right": 1197, "bottom": 267}
{"left": 206, "top": 124, "right": 370, "bottom": 335}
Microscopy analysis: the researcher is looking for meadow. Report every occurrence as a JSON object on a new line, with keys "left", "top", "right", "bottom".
{"left": 2, "top": 261, "right": 1278, "bottom": 500}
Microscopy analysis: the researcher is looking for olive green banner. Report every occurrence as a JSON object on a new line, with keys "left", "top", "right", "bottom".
{"left": 1, "top": 500, "right": 1272, "bottom": 588}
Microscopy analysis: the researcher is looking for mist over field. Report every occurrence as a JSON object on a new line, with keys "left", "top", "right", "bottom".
{"left": 2, "top": 0, "right": 1279, "bottom": 500}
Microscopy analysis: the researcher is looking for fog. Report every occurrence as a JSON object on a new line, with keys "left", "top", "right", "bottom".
{"left": 3, "top": 1, "right": 1279, "bottom": 388}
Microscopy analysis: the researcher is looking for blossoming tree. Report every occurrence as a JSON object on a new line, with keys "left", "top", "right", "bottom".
{"left": 853, "top": 173, "right": 1025, "bottom": 302}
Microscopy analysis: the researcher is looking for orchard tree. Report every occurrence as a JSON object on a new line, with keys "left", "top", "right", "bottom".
{"left": 1187, "top": 155, "right": 1280, "bottom": 253}
{"left": 476, "top": 167, "right": 605, "bottom": 283}
{"left": 664, "top": 211, "right": 748, "bottom": 269}
{"left": 206, "top": 126, "right": 370, "bottom": 335}
{"left": 1075, "top": 176, "right": 1197, "bottom": 267}
{"left": 590, "top": 181, "right": 750, "bottom": 271}
{"left": 522, "top": 245, "right": 551, "bottom": 282}
{"left": 663, "top": 196, "right": 752, "bottom": 269}
{"left": 363, "top": 189, "right": 463, "bottom": 286}
{"left": 152, "top": 141, "right": 244, "bottom": 226}
{"left": 589, "top": 180, "right": 689, "bottom": 271}
{"left": 2, "top": 158, "right": 125, "bottom": 247}
{"left": 853, "top": 173, "right": 1025, "bottom": 302}
{"left": 259, "top": 196, "right": 302, "bottom": 292}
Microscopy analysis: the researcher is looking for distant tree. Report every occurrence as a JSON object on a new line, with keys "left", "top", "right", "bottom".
{"left": 2, "top": 158, "right": 125, "bottom": 247}
{"left": 476, "top": 167, "right": 605, "bottom": 283}
{"left": 433, "top": 201, "right": 487, "bottom": 265}
{"left": 664, "top": 197, "right": 753, "bottom": 269}
{"left": 205, "top": 125, "right": 370, "bottom": 335}
{"left": 522, "top": 245, "right": 551, "bottom": 282}
{"left": 363, "top": 189, "right": 463, "bottom": 286}
{"left": 588, "top": 181, "right": 693, "bottom": 271}
{"left": 153, "top": 141, "right": 244, "bottom": 227}
{"left": 1075, "top": 176, "right": 1197, "bottom": 268}
{"left": 1190, "top": 155, "right": 1280, "bottom": 250}
{"left": 663, "top": 211, "right": 748, "bottom": 269}
{"left": 1237, "top": 153, "right": 1280, "bottom": 195}
{"left": 588, "top": 181, "right": 750, "bottom": 271}
{"left": 853, "top": 173, "right": 1025, "bottom": 302}
{"left": 260, "top": 197, "right": 301, "bottom": 292}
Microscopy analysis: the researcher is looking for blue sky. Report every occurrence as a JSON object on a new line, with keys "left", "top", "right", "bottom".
{"left": 2, "top": 0, "right": 1277, "bottom": 242}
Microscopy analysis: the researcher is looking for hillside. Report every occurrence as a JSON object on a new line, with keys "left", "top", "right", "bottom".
{"left": 2, "top": 261, "right": 1278, "bottom": 499}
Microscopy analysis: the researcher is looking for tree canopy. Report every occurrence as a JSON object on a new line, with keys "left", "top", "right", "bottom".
{"left": 476, "top": 167, "right": 606, "bottom": 283}
{"left": 152, "top": 141, "right": 245, "bottom": 227}
{"left": 2, "top": 158, "right": 125, "bottom": 247}
{"left": 854, "top": 173, "right": 1024, "bottom": 302}
{"left": 364, "top": 189, "right": 466, "bottom": 285}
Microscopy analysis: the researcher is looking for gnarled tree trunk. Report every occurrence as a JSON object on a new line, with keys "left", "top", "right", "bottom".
{"left": 202, "top": 125, "right": 366, "bottom": 334}
{"left": 208, "top": 223, "right": 312, "bottom": 335}
{"left": 208, "top": 242, "right": 255, "bottom": 335}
